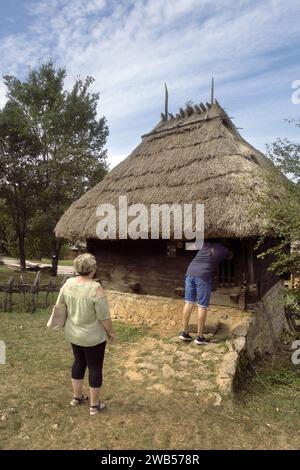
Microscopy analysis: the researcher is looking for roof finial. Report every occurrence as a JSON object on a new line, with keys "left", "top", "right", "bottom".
{"left": 211, "top": 77, "right": 215, "bottom": 105}
{"left": 164, "top": 82, "right": 169, "bottom": 119}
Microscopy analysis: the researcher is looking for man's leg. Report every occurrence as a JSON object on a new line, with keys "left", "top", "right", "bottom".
{"left": 197, "top": 306, "right": 207, "bottom": 337}
{"left": 182, "top": 302, "right": 194, "bottom": 333}
{"left": 179, "top": 276, "right": 196, "bottom": 340}
{"left": 194, "top": 278, "right": 212, "bottom": 344}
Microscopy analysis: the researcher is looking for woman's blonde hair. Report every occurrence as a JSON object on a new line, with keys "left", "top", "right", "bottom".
{"left": 74, "top": 253, "right": 97, "bottom": 275}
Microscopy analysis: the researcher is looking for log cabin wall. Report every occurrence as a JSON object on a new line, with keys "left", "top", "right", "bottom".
{"left": 251, "top": 238, "right": 280, "bottom": 298}
{"left": 87, "top": 238, "right": 246, "bottom": 298}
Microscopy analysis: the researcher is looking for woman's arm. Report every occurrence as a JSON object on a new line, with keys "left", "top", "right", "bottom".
{"left": 100, "top": 318, "right": 116, "bottom": 344}
{"left": 55, "top": 286, "right": 66, "bottom": 306}
{"left": 95, "top": 285, "right": 116, "bottom": 343}
{"left": 55, "top": 278, "right": 71, "bottom": 306}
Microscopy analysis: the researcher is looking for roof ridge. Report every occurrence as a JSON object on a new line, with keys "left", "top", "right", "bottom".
{"left": 142, "top": 110, "right": 232, "bottom": 139}
{"left": 160, "top": 99, "right": 223, "bottom": 123}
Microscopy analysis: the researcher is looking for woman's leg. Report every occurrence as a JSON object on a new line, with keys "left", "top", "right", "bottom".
{"left": 84, "top": 342, "right": 106, "bottom": 406}
{"left": 71, "top": 344, "right": 87, "bottom": 398}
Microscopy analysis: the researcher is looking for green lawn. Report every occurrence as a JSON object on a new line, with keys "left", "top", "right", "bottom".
{"left": 1, "top": 309, "right": 300, "bottom": 450}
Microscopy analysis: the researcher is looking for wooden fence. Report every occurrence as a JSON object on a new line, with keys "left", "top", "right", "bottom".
{"left": 0, "top": 272, "right": 69, "bottom": 312}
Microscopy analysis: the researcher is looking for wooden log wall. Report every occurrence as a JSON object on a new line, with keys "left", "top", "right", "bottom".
{"left": 88, "top": 238, "right": 245, "bottom": 298}
{"left": 252, "top": 238, "right": 280, "bottom": 298}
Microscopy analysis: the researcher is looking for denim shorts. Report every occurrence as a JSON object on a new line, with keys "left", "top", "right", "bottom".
{"left": 184, "top": 276, "right": 212, "bottom": 308}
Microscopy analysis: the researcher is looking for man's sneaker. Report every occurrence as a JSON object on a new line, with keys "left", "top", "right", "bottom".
{"left": 179, "top": 331, "right": 193, "bottom": 341}
{"left": 194, "top": 336, "right": 210, "bottom": 345}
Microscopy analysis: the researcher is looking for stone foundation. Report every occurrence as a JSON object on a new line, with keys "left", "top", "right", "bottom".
{"left": 106, "top": 281, "right": 286, "bottom": 396}
{"left": 106, "top": 290, "right": 246, "bottom": 330}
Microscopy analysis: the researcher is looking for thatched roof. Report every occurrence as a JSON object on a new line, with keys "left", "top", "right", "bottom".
{"left": 55, "top": 100, "right": 284, "bottom": 240}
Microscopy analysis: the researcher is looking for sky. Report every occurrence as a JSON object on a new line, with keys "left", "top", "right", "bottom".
{"left": 0, "top": 0, "right": 300, "bottom": 169}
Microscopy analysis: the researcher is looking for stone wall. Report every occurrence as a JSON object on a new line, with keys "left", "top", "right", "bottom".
{"left": 243, "top": 281, "right": 286, "bottom": 360}
{"left": 107, "top": 290, "right": 182, "bottom": 328}
{"left": 106, "top": 290, "right": 244, "bottom": 330}
{"left": 225, "top": 281, "right": 286, "bottom": 391}
{"left": 106, "top": 281, "right": 286, "bottom": 395}
{"left": 106, "top": 282, "right": 286, "bottom": 356}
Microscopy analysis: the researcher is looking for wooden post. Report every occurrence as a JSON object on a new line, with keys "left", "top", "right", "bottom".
{"left": 0, "top": 275, "right": 6, "bottom": 311}
{"left": 32, "top": 271, "right": 41, "bottom": 312}
{"left": 211, "top": 77, "right": 215, "bottom": 105}
{"left": 247, "top": 239, "right": 255, "bottom": 285}
{"left": 228, "top": 259, "right": 231, "bottom": 287}
{"left": 19, "top": 274, "right": 26, "bottom": 306}
{"left": 46, "top": 277, "right": 56, "bottom": 308}
{"left": 215, "top": 264, "right": 220, "bottom": 289}
{"left": 7, "top": 276, "right": 14, "bottom": 312}
{"left": 164, "top": 82, "right": 168, "bottom": 119}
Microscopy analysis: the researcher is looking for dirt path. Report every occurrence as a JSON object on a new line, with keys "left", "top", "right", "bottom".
{"left": 119, "top": 336, "right": 227, "bottom": 406}
{"left": 1, "top": 257, "right": 73, "bottom": 275}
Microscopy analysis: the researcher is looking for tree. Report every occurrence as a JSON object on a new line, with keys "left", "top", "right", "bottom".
{"left": 0, "top": 100, "right": 39, "bottom": 269}
{"left": 0, "top": 62, "right": 109, "bottom": 273}
{"left": 257, "top": 120, "right": 300, "bottom": 281}
{"left": 0, "top": 199, "right": 18, "bottom": 257}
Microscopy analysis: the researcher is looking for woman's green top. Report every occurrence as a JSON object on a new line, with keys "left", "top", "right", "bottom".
{"left": 56, "top": 277, "right": 111, "bottom": 347}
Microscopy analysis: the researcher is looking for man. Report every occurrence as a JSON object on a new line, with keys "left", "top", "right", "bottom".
{"left": 179, "top": 240, "right": 231, "bottom": 345}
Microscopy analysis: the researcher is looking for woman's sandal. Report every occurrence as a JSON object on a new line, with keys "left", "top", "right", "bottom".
{"left": 90, "top": 402, "right": 106, "bottom": 416}
{"left": 70, "top": 395, "right": 88, "bottom": 406}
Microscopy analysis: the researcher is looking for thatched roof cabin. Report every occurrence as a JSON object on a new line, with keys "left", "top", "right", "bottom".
{"left": 56, "top": 101, "right": 279, "bottom": 240}
{"left": 55, "top": 100, "right": 283, "bottom": 306}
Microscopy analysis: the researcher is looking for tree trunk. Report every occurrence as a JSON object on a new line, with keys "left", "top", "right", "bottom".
{"left": 50, "top": 238, "right": 63, "bottom": 276}
{"left": 18, "top": 231, "right": 26, "bottom": 271}
{"left": 10, "top": 196, "right": 27, "bottom": 271}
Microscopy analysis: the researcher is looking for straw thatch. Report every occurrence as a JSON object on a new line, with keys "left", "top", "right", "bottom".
{"left": 55, "top": 101, "right": 284, "bottom": 240}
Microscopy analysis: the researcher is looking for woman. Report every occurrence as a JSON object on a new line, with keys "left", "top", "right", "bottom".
{"left": 55, "top": 253, "right": 116, "bottom": 416}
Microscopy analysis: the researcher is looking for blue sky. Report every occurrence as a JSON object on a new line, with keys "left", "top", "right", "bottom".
{"left": 0, "top": 0, "right": 300, "bottom": 168}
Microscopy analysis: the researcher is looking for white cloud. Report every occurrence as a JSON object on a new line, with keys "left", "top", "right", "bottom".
{"left": 0, "top": 80, "right": 7, "bottom": 109}
{"left": 0, "top": 0, "right": 300, "bottom": 166}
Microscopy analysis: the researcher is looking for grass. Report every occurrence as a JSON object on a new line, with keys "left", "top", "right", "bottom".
{"left": 235, "top": 348, "right": 300, "bottom": 429}
{"left": 114, "top": 321, "right": 149, "bottom": 343}
{"left": 1, "top": 310, "right": 300, "bottom": 450}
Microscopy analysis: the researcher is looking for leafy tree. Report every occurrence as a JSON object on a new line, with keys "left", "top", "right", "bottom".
{"left": 0, "top": 101, "right": 38, "bottom": 269}
{"left": 0, "top": 200, "right": 18, "bottom": 257}
{"left": 0, "top": 62, "right": 109, "bottom": 273}
{"left": 257, "top": 120, "right": 300, "bottom": 282}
